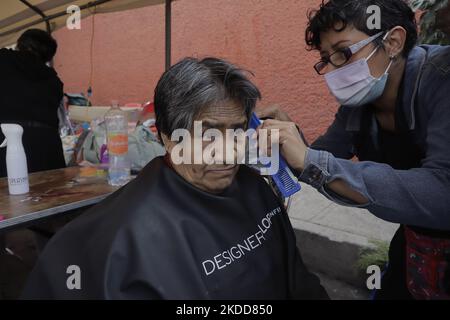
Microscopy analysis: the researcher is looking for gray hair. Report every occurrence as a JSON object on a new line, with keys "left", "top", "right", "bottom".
{"left": 154, "top": 57, "right": 261, "bottom": 138}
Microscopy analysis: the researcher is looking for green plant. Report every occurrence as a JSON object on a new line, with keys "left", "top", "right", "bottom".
{"left": 357, "top": 240, "right": 390, "bottom": 272}
{"left": 410, "top": 0, "right": 450, "bottom": 45}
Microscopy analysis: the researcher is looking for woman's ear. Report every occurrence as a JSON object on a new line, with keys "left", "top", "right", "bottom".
{"left": 384, "top": 26, "right": 407, "bottom": 58}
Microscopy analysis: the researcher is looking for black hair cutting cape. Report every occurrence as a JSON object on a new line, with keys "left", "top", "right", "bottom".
{"left": 22, "top": 157, "right": 328, "bottom": 300}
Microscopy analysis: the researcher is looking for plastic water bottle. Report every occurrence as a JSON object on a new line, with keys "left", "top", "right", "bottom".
{"left": 104, "top": 101, "right": 130, "bottom": 186}
{"left": 0, "top": 124, "right": 29, "bottom": 195}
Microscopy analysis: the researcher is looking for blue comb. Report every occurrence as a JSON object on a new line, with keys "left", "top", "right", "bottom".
{"left": 249, "top": 113, "right": 301, "bottom": 198}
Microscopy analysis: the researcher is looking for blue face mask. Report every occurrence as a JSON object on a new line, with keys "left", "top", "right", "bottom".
{"left": 325, "top": 32, "right": 394, "bottom": 108}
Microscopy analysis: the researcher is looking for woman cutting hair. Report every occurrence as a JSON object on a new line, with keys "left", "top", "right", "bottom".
{"left": 258, "top": 0, "right": 450, "bottom": 299}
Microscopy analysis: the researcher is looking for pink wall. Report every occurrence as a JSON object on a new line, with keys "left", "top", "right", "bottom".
{"left": 53, "top": 0, "right": 338, "bottom": 142}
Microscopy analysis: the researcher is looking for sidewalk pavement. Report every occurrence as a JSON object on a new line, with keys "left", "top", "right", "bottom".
{"left": 288, "top": 183, "right": 399, "bottom": 295}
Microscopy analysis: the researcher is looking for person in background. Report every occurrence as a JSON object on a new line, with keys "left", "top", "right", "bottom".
{"left": 0, "top": 28, "right": 65, "bottom": 177}
{"left": 0, "top": 28, "right": 65, "bottom": 299}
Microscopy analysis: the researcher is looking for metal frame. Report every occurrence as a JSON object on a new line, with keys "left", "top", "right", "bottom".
{"left": 19, "top": 0, "right": 52, "bottom": 34}
{"left": 0, "top": 0, "right": 113, "bottom": 38}
{"left": 1, "top": 0, "right": 172, "bottom": 70}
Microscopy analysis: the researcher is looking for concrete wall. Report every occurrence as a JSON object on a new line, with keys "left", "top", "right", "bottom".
{"left": 53, "top": 0, "right": 338, "bottom": 142}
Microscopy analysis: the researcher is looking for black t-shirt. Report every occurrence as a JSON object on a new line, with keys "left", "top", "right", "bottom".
{"left": 0, "top": 48, "right": 63, "bottom": 127}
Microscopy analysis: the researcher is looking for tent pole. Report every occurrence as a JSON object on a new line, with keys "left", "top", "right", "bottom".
{"left": 19, "top": 0, "right": 51, "bottom": 33}
{"left": 165, "top": 0, "right": 172, "bottom": 71}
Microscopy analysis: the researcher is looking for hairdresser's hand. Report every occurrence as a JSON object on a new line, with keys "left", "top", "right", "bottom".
{"left": 256, "top": 105, "right": 293, "bottom": 122}
{"left": 257, "top": 119, "right": 308, "bottom": 172}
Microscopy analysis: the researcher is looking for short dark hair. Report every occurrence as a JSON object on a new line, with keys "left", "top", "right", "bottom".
{"left": 17, "top": 29, "right": 58, "bottom": 63}
{"left": 305, "top": 0, "right": 418, "bottom": 57}
{"left": 154, "top": 57, "right": 261, "bottom": 138}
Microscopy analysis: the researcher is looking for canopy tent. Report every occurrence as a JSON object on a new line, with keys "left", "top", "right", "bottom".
{"left": 0, "top": 0, "right": 173, "bottom": 69}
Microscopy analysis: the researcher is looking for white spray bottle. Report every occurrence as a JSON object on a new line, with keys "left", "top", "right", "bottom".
{"left": 0, "top": 124, "right": 29, "bottom": 195}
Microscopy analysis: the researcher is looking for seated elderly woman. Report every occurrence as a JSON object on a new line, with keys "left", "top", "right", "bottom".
{"left": 22, "top": 58, "right": 327, "bottom": 300}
